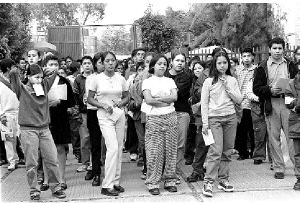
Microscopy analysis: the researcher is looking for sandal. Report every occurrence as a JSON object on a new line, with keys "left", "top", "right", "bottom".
{"left": 30, "top": 192, "right": 40, "bottom": 200}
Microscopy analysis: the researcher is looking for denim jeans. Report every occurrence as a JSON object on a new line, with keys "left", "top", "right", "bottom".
{"left": 192, "top": 125, "right": 209, "bottom": 174}
{"left": 79, "top": 113, "right": 91, "bottom": 166}
{"left": 176, "top": 112, "right": 190, "bottom": 171}
{"left": 204, "top": 113, "right": 237, "bottom": 184}
{"left": 20, "top": 127, "right": 61, "bottom": 194}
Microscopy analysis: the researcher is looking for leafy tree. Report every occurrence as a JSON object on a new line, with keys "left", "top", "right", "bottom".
{"left": 0, "top": 3, "right": 32, "bottom": 59}
{"left": 32, "top": 3, "right": 106, "bottom": 29}
{"left": 135, "top": 8, "right": 177, "bottom": 53}
{"left": 98, "top": 27, "right": 131, "bottom": 55}
{"left": 189, "top": 3, "right": 286, "bottom": 49}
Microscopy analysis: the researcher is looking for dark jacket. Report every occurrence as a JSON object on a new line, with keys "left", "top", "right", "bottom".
{"left": 49, "top": 76, "right": 75, "bottom": 144}
{"left": 191, "top": 68, "right": 210, "bottom": 126}
{"left": 253, "top": 58, "right": 297, "bottom": 116}
{"left": 285, "top": 73, "right": 300, "bottom": 139}
{"left": 73, "top": 74, "right": 87, "bottom": 113}
{"left": 165, "top": 70, "right": 192, "bottom": 113}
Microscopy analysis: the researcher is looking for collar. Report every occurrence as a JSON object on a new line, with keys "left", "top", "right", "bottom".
{"left": 267, "top": 56, "right": 287, "bottom": 67}
{"left": 240, "top": 64, "right": 256, "bottom": 71}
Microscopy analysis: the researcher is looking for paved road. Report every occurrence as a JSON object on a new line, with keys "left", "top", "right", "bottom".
{"left": 1, "top": 144, "right": 300, "bottom": 202}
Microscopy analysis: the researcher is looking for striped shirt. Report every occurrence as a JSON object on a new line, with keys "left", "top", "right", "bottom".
{"left": 236, "top": 64, "right": 257, "bottom": 109}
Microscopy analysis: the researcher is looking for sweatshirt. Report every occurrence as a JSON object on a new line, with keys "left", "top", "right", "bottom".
{"left": 9, "top": 69, "right": 56, "bottom": 129}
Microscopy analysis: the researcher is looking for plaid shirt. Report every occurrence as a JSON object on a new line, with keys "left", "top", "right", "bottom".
{"left": 236, "top": 64, "right": 257, "bottom": 109}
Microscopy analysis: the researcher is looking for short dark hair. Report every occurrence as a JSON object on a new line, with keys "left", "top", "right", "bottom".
{"left": 148, "top": 54, "right": 169, "bottom": 74}
{"left": 16, "top": 57, "right": 26, "bottom": 64}
{"left": 101, "top": 51, "right": 117, "bottom": 63}
{"left": 241, "top": 47, "right": 254, "bottom": 56}
{"left": 268, "top": 37, "right": 285, "bottom": 49}
{"left": 135, "top": 62, "right": 145, "bottom": 72}
{"left": 0, "top": 58, "right": 15, "bottom": 73}
{"left": 131, "top": 48, "right": 146, "bottom": 58}
{"left": 171, "top": 50, "right": 186, "bottom": 61}
{"left": 44, "top": 55, "right": 59, "bottom": 66}
{"left": 65, "top": 56, "right": 73, "bottom": 61}
{"left": 69, "top": 62, "right": 80, "bottom": 74}
{"left": 192, "top": 60, "right": 206, "bottom": 72}
{"left": 81, "top": 55, "right": 93, "bottom": 63}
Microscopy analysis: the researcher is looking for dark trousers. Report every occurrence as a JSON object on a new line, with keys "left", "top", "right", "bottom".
{"left": 251, "top": 103, "right": 267, "bottom": 161}
{"left": 87, "top": 109, "right": 102, "bottom": 176}
{"left": 0, "top": 138, "right": 7, "bottom": 161}
{"left": 184, "top": 123, "right": 197, "bottom": 161}
{"left": 235, "top": 109, "right": 255, "bottom": 159}
{"left": 125, "top": 116, "right": 138, "bottom": 154}
{"left": 16, "top": 137, "right": 25, "bottom": 160}
{"left": 69, "top": 117, "right": 81, "bottom": 156}
{"left": 192, "top": 125, "right": 209, "bottom": 174}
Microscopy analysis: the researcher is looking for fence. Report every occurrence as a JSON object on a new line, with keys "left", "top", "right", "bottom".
{"left": 189, "top": 46, "right": 297, "bottom": 64}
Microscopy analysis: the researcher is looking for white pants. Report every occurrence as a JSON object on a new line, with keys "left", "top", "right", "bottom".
{"left": 4, "top": 137, "right": 19, "bottom": 165}
{"left": 1, "top": 113, "right": 19, "bottom": 165}
{"left": 97, "top": 111, "right": 125, "bottom": 188}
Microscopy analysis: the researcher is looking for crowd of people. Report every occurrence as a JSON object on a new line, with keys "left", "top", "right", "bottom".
{"left": 0, "top": 37, "right": 300, "bottom": 200}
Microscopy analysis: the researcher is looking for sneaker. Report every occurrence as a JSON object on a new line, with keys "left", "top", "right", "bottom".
{"left": 274, "top": 172, "right": 284, "bottom": 179}
{"left": 76, "top": 165, "right": 87, "bottom": 172}
{"left": 149, "top": 188, "right": 160, "bottom": 195}
{"left": 30, "top": 192, "right": 40, "bottom": 200}
{"left": 137, "top": 158, "right": 144, "bottom": 167}
{"left": 164, "top": 185, "right": 177, "bottom": 192}
{"left": 130, "top": 153, "right": 138, "bottom": 161}
{"left": 85, "top": 170, "right": 94, "bottom": 180}
{"left": 40, "top": 183, "right": 49, "bottom": 191}
{"left": 87, "top": 165, "right": 92, "bottom": 171}
{"left": 175, "top": 175, "right": 181, "bottom": 185}
{"left": 254, "top": 160, "right": 263, "bottom": 165}
{"left": 187, "top": 172, "right": 204, "bottom": 182}
{"left": 52, "top": 190, "right": 66, "bottom": 199}
{"left": 293, "top": 179, "right": 300, "bottom": 191}
{"left": 218, "top": 181, "right": 234, "bottom": 192}
{"left": 18, "top": 159, "right": 25, "bottom": 165}
{"left": 8, "top": 163, "right": 17, "bottom": 171}
{"left": 202, "top": 183, "right": 213, "bottom": 197}
{"left": 185, "top": 158, "right": 193, "bottom": 165}
{"left": 140, "top": 172, "right": 146, "bottom": 180}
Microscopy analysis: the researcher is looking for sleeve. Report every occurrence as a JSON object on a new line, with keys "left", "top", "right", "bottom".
{"left": 201, "top": 79, "right": 210, "bottom": 127}
{"left": 142, "top": 78, "right": 150, "bottom": 91}
{"left": 73, "top": 76, "right": 80, "bottom": 94}
{"left": 193, "top": 73, "right": 206, "bottom": 103}
{"left": 253, "top": 66, "right": 272, "bottom": 99}
{"left": 176, "top": 74, "right": 192, "bottom": 99}
{"left": 8, "top": 69, "right": 22, "bottom": 99}
{"left": 169, "top": 79, "right": 177, "bottom": 90}
{"left": 65, "top": 79, "right": 76, "bottom": 108}
{"left": 246, "top": 79, "right": 259, "bottom": 102}
{"left": 88, "top": 76, "right": 98, "bottom": 92}
{"left": 285, "top": 79, "right": 297, "bottom": 109}
{"left": 228, "top": 77, "right": 243, "bottom": 104}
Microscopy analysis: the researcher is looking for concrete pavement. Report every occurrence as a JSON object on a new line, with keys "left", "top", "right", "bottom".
{"left": 1, "top": 149, "right": 300, "bottom": 203}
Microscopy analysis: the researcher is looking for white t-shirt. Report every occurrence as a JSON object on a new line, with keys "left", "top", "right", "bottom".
{"left": 85, "top": 73, "right": 98, "bottom": 110}
{"left": 88, "top": 72, "right": 128, "bottom": 116}
{"left": 141, "top": 75, "right": 177, "bottom": 115}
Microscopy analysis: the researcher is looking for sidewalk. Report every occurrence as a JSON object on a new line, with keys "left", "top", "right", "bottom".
{"left": 1, "top": 150, "right": 300, "bottom": 202}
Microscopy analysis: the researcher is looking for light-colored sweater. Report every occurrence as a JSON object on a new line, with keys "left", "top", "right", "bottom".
{"left": 0, "top": 81, "right": 19, "bottom": 116}
{"left": 201, "top": 76, "right": 242, "bottom": 126}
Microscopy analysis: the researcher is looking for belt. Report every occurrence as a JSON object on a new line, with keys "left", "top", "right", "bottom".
{"left": 271, "top": 94, "right": 285, "bottom": 98}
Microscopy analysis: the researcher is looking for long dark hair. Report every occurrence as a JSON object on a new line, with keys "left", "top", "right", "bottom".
{"left": 209, "top": 50, "right": 232, "bottom": 84}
